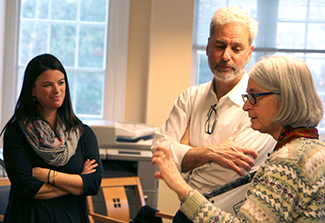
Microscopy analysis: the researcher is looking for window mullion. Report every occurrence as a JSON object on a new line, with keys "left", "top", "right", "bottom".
{"left": 303, "top": 0, "right": 311, "bottom": 61}
{"left": 75, "top": 0, "right": 80, "bottom": 68}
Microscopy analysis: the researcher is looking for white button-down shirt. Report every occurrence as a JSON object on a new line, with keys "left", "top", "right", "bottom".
{"left": 151, "top": 73, "right": 276, "bottom": 194}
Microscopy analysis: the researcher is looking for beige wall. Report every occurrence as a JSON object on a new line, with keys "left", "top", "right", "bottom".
{"left": 125, "top": 0, "right": 194, "bottom": 126}
{"left": 0, "top": 0, "right": 5, "bottom": 129}
{"left": 125, "top": 0, "right": 195, "bottom": 221}
{"left": 146, "top": 0, "right": 194, "bottom": 127}
{"left": 125, "top": 0, "right": 152, "bottom": 123}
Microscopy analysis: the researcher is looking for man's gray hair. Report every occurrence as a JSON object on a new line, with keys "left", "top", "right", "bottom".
{"left": 210, "top": 6, "right": 259, "bottom": 46}
{"left": 248, "top": 55, "right": 323, "bottom": 128}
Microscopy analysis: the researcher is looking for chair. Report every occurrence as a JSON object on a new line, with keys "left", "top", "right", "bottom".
{"left": 0, "top": 178, "right": 10, "bottom": 222}
{"left": 87, "top": 176, "right": 174, "bottom": 223}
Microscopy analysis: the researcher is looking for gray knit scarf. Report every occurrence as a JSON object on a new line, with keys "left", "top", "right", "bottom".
{"left": 19, "top": 117, "right": 80, "bottom": 167}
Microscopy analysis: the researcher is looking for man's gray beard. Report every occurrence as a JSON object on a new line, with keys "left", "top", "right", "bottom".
{"left": 209, "top": 63, "right": 244, "bottom": 81}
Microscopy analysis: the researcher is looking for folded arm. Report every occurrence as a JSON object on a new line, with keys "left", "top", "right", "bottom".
{"left": 180, "top": 119, "right": 258, "bottom": 176}
{"left": 32, "top": 159, "right": 98, "bottom": 198}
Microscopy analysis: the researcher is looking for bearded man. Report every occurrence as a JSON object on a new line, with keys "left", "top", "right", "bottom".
{"left": 151, "top": 6, "right": 276, "bottom": 195}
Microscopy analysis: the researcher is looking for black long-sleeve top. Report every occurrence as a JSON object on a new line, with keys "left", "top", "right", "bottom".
{"left": 3, "top": 121, "right": 103, "bottom": 223}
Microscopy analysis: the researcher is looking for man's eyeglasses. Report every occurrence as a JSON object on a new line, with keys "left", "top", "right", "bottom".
{"left": 242, "top": 92, "right": 278, "bottom": 105}
{"left": 205, "top": 104, "right": 217, "bottom": 135}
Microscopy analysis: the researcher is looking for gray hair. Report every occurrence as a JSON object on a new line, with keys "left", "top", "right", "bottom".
{"left": 210, "top": 6, "right": 259, "bottom": 46}
{"left": 248, "top": 55, "right": 323, "bottom": 128}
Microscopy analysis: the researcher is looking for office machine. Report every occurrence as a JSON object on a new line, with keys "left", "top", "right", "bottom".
{"left": 85, "top": 120, "right": 157, "bottom": 160}
{"left": 85, "top": 120, "right": 159, "bottom": 221}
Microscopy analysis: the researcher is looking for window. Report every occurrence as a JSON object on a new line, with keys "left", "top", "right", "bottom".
{"left": 2, "top": 0, "right": 130, "bottom": 125}
{"left": 192, "top": 0, "right": 325, "bottom": 134}
{"left": 18, "top": 0, "right": 109, "bottom": 120}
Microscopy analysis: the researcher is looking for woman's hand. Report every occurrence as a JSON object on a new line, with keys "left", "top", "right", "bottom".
{"left": 152, "top": 146, "right": 193, "bottom": 200}
{"left": 82, "top": 159, "right": 98, "bottom": 174}
{"left": 32, "top": 158, "right": 97, "bottom": 184}
{"left": 32, "top": 160, "right": 96, "bottom": 197}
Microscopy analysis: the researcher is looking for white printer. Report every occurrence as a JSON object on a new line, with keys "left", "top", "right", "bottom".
{"left": 84, "top": 120, "right": 158, "bottom": 160}
{"left": 84, "top": 120, "right": 160, "bottom": 215}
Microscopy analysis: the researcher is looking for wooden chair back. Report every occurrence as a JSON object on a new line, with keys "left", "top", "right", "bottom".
{"left": 87, "top": 176, "right": 173, "bottom": 223}
{"left": 0, "top": 178, "right": 10, "bottom": 222}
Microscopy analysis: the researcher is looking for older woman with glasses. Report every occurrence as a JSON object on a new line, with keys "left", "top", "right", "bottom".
{"left": 152, "top": 55, "right": 325, "bottom": 222}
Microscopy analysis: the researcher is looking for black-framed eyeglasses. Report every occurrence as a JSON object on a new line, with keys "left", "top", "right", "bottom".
{"left": 204, "top": 104, "right": 217, "bottom": 135}
{"left": 242, "top": 92, "right": 278, "bottom": 105}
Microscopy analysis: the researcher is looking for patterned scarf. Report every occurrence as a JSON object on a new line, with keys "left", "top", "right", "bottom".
{"left": 19, "top": 117, "right": 80, "bottom": 167}
{"left": 274, "top": 126, "right": 319, "bottom": 151}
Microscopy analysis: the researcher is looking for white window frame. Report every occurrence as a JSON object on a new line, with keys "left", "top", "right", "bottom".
{"left": 0, "top": 0, "right": 129, "bottom": 131}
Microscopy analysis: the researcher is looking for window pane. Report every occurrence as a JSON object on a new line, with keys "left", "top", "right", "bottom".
{"left": 307, "top": 24, "right": 325, "bottom": 50}
{"left": 16, "top": 68, "right": 25, "bottom": 98}
{"left": 306, "top": 54, "right": 325, "bottom": 91}
{"left": 68, "top": 71, "right": 104, "bottom": 117}
{"left": 51, "top": 0, "right": 77, "bottom": 21}
{"left": 278, "top": 0, "right": 307, "bottom": 20}
{"left": 196, "top": 50, "right": 212, "bottom": 85}
{"left": 273, "top": 52, "right": 305, "bottom": 59}
{"left": 309, "top": 54, "right": 325, "bottom": 129}
{"left": 79, "top": 25, "right": 106, "bottom": 68}
{"left": 21, "top": 0, "right": 49, "bottom": 19}
{"left": 318, "top": 94, "right": 325, "bottom": 128}
{"left": 18, "top": 0, "right": 109, "bottom": 120}
{"left": 19, "top": 21, "right": 48, "bottom": 65}
{"left": 228, "top": 0, "right": 257, "bottom": 17}
{"left": 276, "top": 22, "right": 306, "bottom": 49}
{"left": 80, "top": 0, "right": 107, "bottom": 22}
{"left": 193, "top": 0, "right": 227, "bottom": 46}
{"left": 51, "top": 24, "right": 76, "bottom": 66}
{"left": 309, "top": 0, "right": 325, "bottom": 19}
